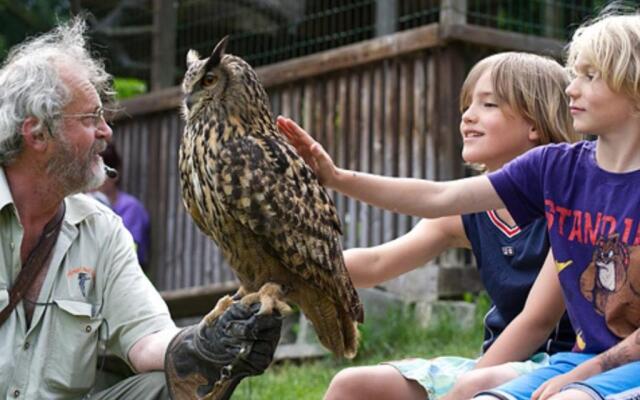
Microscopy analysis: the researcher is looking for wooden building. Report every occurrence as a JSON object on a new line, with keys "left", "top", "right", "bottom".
{"left": 111, "top": 2, "right": 566, "bottom": 318}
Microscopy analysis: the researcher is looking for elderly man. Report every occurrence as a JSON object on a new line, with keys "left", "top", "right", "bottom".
{"left": 0, "top": 18, "right": 281, "bottom": 400}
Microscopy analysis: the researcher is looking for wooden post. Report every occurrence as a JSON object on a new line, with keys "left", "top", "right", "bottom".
{"left": 151, "top": 0, "right": 177, "bottom": 90}
{"left": 440, "top": 0, "right": 467, "bottom": 27}
{"left": 375, "top": 0, "right": 397, "bottom": 37}
{"left": 543, "top": 1, "right": 564, "bottom": 39}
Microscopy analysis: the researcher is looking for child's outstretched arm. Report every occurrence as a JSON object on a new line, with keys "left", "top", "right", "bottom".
{"left": 277, "top": 116, "right": 504, "bottom": 218}
{"left": 345, "top": 215, "right": 470, "bottom": 288}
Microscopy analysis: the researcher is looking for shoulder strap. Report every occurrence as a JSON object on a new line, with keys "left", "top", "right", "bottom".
{"left": 0, "top": 203, "right": 65, "bottom": 327}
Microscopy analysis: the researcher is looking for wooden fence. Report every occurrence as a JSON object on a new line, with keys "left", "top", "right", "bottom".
{"left": 113, "top": 21, "right": 563, "bottom": 315}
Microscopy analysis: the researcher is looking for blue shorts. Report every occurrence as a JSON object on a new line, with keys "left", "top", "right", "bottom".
{"left": 476, "top": 352, "right": 640, "bottom": 400}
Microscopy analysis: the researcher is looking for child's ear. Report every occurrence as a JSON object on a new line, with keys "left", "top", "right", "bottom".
{"left": 528, "top": 124, "right": 541, "bottom": 143}
{"left": 21, "top": 117, "right": 49, "bottom": 151}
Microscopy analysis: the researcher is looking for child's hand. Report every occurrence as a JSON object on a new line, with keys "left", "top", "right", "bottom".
{"left": 531, "top": 365, "right": 596, "bottom": 400}
{"left": 276, "top": 116, "right": 338, "bottom": 186}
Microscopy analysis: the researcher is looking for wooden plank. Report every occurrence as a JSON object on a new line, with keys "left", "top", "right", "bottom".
{"left": 397, "top": 59, "right": 411, "bottom": 235}
{"left": 324, "top": 78, "right": 336, "bottom": 205}
{"left": 161, "top": 282, "right": 239, "bottom": 319}
{"left": 160, "top": 117, "right": 174, "bottom": 290}
{"left": 346, "top": 72, "right": 360, "bottom": 249}
{"left": 259, "top": 24, "right": 441, "bottom": 88}
{"left": 358, "top": 68, "right": 372, "bottom": 248}
{"left": 371, "top": 65, "right": 384, "bottom": 245}
{"left": 426, "top": 53, "right": 437, "bottom": 181}
{"left": 441, "top": 24, "right": 564, "bottom": 58}
{"left": 412, "top": 55, "right": 427, "bottom": 228}
{"left": 336, "top": 74, "right": 348, "bottom": 229}
{"left": 116, "top": 25, "right": 442, "bottom": 119}
{"left": 436, "top": 45, "right": 465, "bottom": 181}
{"left": 290, "top": 85, "right": 302, "bottom": 123}
{"left": 383, "top": 59, "right": 397, "bottom": 242}
{"left": 116, "top": 86, "right": 183, "bottom": 120}
{"left": 302, "top": 82, "right": 314, "bottom": 131}
{"left": 281, "top": 88, "right": 291, "bottom": 123}
{"left": 313, "top": 80, "right": 325, "bottom": 157}
{"left": 117, "top": 23, "right": 565, "bottom": 119}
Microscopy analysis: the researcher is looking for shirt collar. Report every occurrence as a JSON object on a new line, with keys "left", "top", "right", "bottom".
{"left": 0, "top": 166, "right": 99, "bottom": 225}
{"left": 0, "top": 167, "right": 14, "bottom": 211}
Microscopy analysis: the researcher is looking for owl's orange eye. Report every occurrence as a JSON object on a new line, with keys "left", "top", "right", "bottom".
{"left": 202, "top": 73, "right": 218, "bottom": 87}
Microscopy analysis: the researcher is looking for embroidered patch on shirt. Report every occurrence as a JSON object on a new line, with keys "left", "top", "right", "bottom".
{"left": 66, "top": 266, "right": 96, "bottom": 298}
{"left": 502, "top": 246, "right": 514, "bottom": 256}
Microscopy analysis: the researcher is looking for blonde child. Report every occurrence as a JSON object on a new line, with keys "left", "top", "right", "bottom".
{"left": 279, "top": 12, "right": 640, "bottom": 400}
{"left": 280, "top": 51, "right": 576, "bottom": 400}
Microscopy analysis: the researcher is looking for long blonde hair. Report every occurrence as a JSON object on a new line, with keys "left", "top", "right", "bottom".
{"left": 460, "top": 52, "right": 578, "bottom": 145}
{"left": 566, "top": 14, "right": 640, "bottom": 109}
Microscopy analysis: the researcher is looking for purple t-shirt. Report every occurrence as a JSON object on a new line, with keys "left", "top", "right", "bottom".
{"left": 489, "top": 140, "right": 640, "bottom": 354}
{"left": 112, "top": 191, "right": 150, "bottom": 266}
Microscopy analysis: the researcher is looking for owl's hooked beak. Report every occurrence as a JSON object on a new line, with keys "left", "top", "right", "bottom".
{"left": 185, "top": 93, "right": 195, "bottom": 110}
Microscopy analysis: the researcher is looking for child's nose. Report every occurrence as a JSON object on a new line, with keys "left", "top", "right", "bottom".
{"left": 565, "top": 79, "right": 579, "bottom": 98}
{"left": 462, "top": 107, "right": 477, "bottom": 123}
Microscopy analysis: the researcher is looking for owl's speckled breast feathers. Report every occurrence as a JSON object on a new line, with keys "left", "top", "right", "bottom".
{"left": 178, "top": 37, "right": 363, "bottom": 358}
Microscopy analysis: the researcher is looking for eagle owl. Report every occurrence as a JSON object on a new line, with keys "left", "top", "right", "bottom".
{"left": 179, "top": 37, "right": 364, "bottom": 358}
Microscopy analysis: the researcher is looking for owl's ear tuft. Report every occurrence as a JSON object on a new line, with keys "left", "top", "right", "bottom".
{"left": 205, "top": 36, "right": 229, "bottom": 71}
{"left": 186, "top": 49, "right": 200, "bottom": 67}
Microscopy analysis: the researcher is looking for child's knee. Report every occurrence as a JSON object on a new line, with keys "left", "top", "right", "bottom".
{"left": 324, "top": 367, "right": 366, "bottom": 400}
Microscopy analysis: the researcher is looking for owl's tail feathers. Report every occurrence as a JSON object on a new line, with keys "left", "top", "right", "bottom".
{"left": 299, "top": 296, "right": 360, "bottom": 359}
{"left": 339, "top": 309, "right": 360, "bottom": 359}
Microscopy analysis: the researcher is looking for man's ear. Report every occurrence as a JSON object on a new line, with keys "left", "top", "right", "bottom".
{"left": 21, "top": 117, "right": 49, "bottom": 151}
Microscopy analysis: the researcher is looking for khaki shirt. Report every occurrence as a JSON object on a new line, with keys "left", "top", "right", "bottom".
{"left": 0, "top": 169, "right": 175, "bottom": 399}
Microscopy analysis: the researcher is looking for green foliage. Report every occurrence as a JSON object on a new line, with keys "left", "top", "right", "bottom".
{"left": 113, "top": 77, "right": 147, "bottom": 100}
{"left": 0, "top": 0, "right": 70, "bottom": 61}
{"left": 235, "top": 294, "right": 490, "bottom": 399}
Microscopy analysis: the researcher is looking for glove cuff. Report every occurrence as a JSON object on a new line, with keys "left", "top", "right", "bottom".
{"left": 165, "top": 326, "right": 241, "bottom": 400}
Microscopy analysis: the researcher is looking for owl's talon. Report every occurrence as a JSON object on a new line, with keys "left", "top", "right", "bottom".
{"left": 203, "top": 295, "right": 234, "bottom": 325}
{"left": 240, "top": 283, "right": 292, "bottom": 316}
{"left": 231, "top": 286, "right": 248, "bottom": 301}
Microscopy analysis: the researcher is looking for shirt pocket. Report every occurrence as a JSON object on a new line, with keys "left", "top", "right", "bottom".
{"left": 43, "top": 299, "right": 102, "bottom": 395}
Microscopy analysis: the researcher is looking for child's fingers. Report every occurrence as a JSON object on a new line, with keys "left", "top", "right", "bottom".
{"left": 284, "top": 118, "right": 317, "bottom": 146}
{"left": 277, "top": 117, "right": 309, "bottom": 146}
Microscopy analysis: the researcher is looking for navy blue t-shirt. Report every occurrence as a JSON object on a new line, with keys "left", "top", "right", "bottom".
{"left": 462, "top": 211, "right": 575, "bottom": 353}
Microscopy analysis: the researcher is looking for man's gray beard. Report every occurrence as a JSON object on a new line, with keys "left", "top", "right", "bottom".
{"left": 46, "top": 137, "right": 107, "bottom": 195}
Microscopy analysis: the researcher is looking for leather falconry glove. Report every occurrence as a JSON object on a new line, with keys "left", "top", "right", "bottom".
{"left": 165, "top": 300, "right": 282, "bottom": 400}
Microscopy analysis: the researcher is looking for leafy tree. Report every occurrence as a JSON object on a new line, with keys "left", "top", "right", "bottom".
{"left": 0, "top": 0, "right": 71, "bottom": 59}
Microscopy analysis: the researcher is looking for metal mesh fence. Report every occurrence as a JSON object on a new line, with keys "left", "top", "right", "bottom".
{"left": 78, "top": 0, "right": 613, "bottom": 87}
{"left": 466, "top": 0, "right": 605, "bottom": 40}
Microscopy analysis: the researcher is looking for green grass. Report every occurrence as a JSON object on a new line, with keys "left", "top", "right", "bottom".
{"left": 234, "top": 294, "right": 489, "bottom": 399}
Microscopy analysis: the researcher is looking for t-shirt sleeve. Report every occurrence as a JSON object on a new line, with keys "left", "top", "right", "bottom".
{"left": 99, "top": 220, "right": 174, "bottom": 368}
{"left": 488, "top": 146, "right": 548, "bottom": 227}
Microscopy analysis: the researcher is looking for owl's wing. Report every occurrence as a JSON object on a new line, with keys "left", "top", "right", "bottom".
{"left": 217, "top": 134, "right": 362, "bottom": 321}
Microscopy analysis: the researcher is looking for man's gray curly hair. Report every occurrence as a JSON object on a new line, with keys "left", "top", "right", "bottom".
{"left": 0, "top": 17, "right": 113, "bottom": 165}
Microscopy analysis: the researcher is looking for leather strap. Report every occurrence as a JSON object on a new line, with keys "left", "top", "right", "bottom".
{"left": 0, "top": 203, "right": 65, "bottom": 327}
